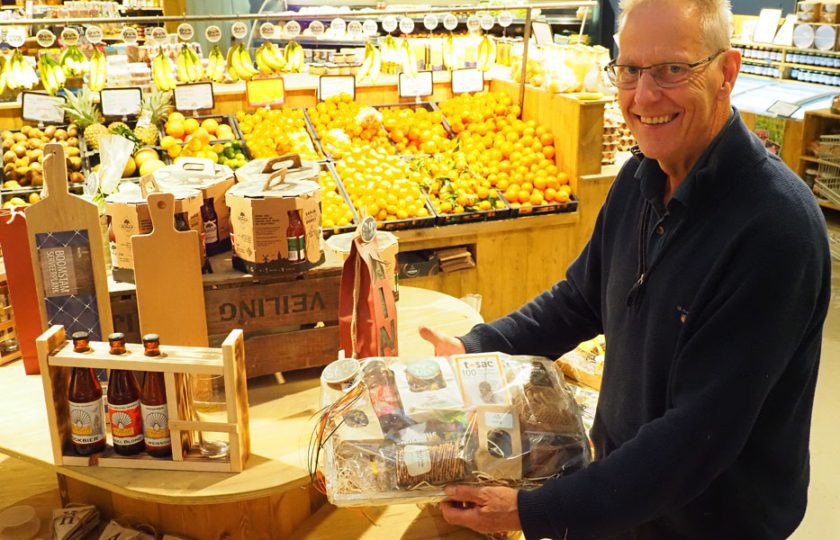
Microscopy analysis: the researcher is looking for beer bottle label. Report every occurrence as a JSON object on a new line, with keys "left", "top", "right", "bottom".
{"left": 109, "top": 400, "right": 144, "bottom": 446}
{"left": 109, "top": 241, "right": 117, "bottom": 265}
{"left": 141, "top": 403, "right": 171, "bottom": 447}
{"left": 69, "top": 399, "right": 105, "bottom": 445}
{"left": 204, "top": 219, "right": 218, "bottom": 244}
{"left": 287, "top": 235, "right": 305, "bottom": 261}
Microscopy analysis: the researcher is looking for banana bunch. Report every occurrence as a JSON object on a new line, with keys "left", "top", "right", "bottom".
{"left": 357, "top": 41, "right": 381, "bottom": 82}
{"left": 176, "top": 45, "right": 205, "bottom": 83}
{"left": 87, "top": 47, "right": 107, "bottom": 92}
{"left": 477, "top": 35, "right": 497, "bottom": 72}
{"left": 443, "top": 36, "right": 457, "bottom": 71}
{"left": 255, "top": 42, "right": 287, "bottom": 74}
{"left": 38, "top": 52, "right": 66, "bottom": 96}
{"left": 227, "top": 43, "right": 258, "bottom": 81}
{"left": 206, "top": 45, "right": 228, "bottom": 83}
{"left": 0, "top": 56, "right": 6, "bottom": 95}
{"left": 284, "top": 41, "right": 304, "bottom": 73}
{"left": 152, "top": 53, "right": 176, "bottom": 91}
{"left": 380, "top": 35, "right": 400, "bottom": 75}
{"left": 399, "top": 39, "right": 417, "bottom": 78}
{"left": 59, "top": 45, "right": 88, "bottom": 77}
{"left": 5, "top": 50, "right": 38, "bottom": 91}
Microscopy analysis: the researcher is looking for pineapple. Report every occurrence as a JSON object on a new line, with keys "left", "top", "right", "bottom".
{"left": 108, "top": 121, "right": 130, "bottom": 133}
{"left": 61, "top": 88, "right": 108, "bottom": 151}
{"left": 134, "top": 91, "right": 172, "bottom": 147}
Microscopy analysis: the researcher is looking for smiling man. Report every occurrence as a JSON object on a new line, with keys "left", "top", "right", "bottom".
{"left": 420, "top": 0, "right": 832, "bottom": 538}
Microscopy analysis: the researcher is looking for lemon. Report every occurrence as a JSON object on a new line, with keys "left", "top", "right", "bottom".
{"left": 167, "top": 144, "right": 182, "bottom": 159}
{"left": 160, "top": 136, "right": 178, "bottom": 150}
{"left": 139, "top": 159, "right": 166, "bottom": 176}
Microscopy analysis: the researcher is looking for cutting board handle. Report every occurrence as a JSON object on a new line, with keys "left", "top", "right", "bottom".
{"left": 147, "top": 192, "right": 178, "bottom": 236}
{"left": 42, "top": 143, "right": 70, "bottom": 201}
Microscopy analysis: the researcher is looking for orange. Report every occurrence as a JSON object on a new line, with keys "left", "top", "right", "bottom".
{"left": 200, "top": 118, "right": 220, "bottom": 135}
{"left": 166, "top": 120, "right": 185, "bottom": 140}
{"left": 184, "top": 118, "right": 200, "bottom": 135}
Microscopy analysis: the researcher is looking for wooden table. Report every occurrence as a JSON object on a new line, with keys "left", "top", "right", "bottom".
{"left": 0, "top": 287, "right": 483, "bottom": 539}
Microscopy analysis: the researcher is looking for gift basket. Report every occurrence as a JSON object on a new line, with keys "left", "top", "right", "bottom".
{"left": 312, "top": 353, "right": 591, "bottom": 506}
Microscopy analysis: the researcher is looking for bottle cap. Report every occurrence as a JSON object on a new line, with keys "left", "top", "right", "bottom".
{"left": 108, "top": 332, "right": 125, "bottom": 341}
{"left": 142, "top": 333, "right": 160, "bottom": 343}
{"left": 71, "top": 331, "right": 90, "bottom": 341}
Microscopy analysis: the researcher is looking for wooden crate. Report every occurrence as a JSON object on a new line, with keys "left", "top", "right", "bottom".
{"left": 0, "top": 276, "right": 21, "bottom": 366}
{"left": 37, "top": 325, "right": 250, "bottom": 473}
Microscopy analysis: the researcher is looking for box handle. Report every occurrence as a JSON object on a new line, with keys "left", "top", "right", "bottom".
{"left": 262, "top": 168, "right": 288, "bottom": 191}
{"left": 261, "top": 153, "right": 302, "bottom": 174}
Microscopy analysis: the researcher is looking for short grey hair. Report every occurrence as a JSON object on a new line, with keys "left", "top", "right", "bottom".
{"left": 618, "top": 0, "right": 733, "bottom": 52}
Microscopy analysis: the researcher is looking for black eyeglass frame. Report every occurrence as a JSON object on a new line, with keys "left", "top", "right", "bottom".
{"left": 604, "top": 49, "right": 727, "bottom": 89}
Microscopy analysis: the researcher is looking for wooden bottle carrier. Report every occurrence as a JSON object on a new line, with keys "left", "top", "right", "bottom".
{"left": 37, "top": 325, "right": 250, "bottom": 473}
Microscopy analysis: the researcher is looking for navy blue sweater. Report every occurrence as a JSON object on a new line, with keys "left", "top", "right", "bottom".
{"left": 459, "top": 113, "right": 832, "bottom": 539}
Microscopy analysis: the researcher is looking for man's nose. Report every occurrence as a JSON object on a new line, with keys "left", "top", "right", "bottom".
{"left": 634, "top": 69, "right": 661, "bottom": 104}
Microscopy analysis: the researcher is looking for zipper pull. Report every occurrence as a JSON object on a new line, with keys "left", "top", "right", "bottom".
{"left": 625, "top": 273, "right": 647, "bottom": 308}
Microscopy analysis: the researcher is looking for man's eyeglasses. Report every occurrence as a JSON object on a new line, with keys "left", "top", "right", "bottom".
{"left": 604, "top": 50, "right": 726, "bottom": 90}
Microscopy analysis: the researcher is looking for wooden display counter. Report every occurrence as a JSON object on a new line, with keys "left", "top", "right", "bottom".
{"left": 0, "top": 286, "right": 483, "bottom": 539}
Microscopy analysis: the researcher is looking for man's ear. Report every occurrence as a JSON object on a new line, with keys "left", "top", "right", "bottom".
{"left": 718, "top": 49, "right": 741, "bottom": 98}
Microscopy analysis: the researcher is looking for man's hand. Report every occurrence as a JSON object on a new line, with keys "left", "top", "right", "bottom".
{"left": 419, "top": 326, "right": 466, "bottom": 356}
{"left": 440, "top": 485, "right": 522, "bottom": 534}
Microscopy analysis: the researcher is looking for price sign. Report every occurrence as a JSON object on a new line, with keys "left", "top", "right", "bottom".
{"left": 480, "top": 14, "right": 495, "bottom": 31}
{"left": 259, "top": 22, "right": 275, "bottom": 40}
{"left": 498, "top": 11, "right": 514, "bottom": 28}
{"left": 398, "top": 71, "right": 433, "bottom": 98}
{"left": 122, "top": 26, "right": 139, "bottom": 44}
{"left": 231, "top": 22, "right": 248, "bottom": 40}
{"left": 100, "top": 87, "right": 143, "bottom": 118}
{"left": 330, "top": 18, "right": 347, "bottom": 34}
{"left": 285, "top": 20, "right": 301, "bottom": 38}
{"left": 149, "top": 27, "right": 168, "bottom": 45}
{"left": 205, "top": 25, "right": 222, "bottom": 43}
{"left": 246, "top": 76, "right": 285, "bottom": 108}
{"left": 319, "top": 75, "right": 356, "bottom": 101}
{"left": 767, "top": 100, "right": 801, "bottom": 118}
{"left": 399, "top": 17, "right": 415, "bottom": 34}
{"left": 443, "top": 13, "right": 458, "bottom": 31}
{"left": 363, "top": 20, "right": 378, "bottom": 36}
{"left": 423, "top": 15, "right": 439, "bottom": 31}
{"left": 532, "top": 21, "right": 553, "bottom": 46}
{"left": 347, "top": 20, "right": 363, "bottom": 38}
{"left": 60, "top": 27, "right": 79, "bottom": 47}
{"left": 451, "top": 68, "right": 484, "bottom": 94}
{"left": 174, "top": 82, "right": 215, "bottom": 112}
{"left": 177, "top": 23, "right": 194, "bottom": 42}
{"left": 36, "top": 29, "right": 55, "bottom": 48}
{"left": 309, "top": 20, "right": 325, "bottom": 37}
{"left": 382, "top": 16, "right": 398, "bottom": 33}
{"left": 85, "top": 25, "right": 103, "bottom": 44}
{"left": 21, "top": 92, "right": 66, "bottom": 124}
{"left": 466, "top": 16, "right": 481, "bottom": 33}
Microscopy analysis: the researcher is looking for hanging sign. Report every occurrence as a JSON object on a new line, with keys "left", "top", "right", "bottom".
{"left": 231, "top": 22, "right": 249, "bottom": 40}
{"left": 174, "top": 82, "right": 215, "bottom": 112}
{"left": 259, "top": 22, "right": 275, "bottom": 40}
{"left": 363, "top": 20, "right": 378, "bottom": 36}
{"left": 451, "top": 68, "right": 484, "bottom": 94}
{"left": 382, "top": 16, "right": 398, "bottom": 33}
{"left": 347, "top": 21, "right": 363, "bottom": 38}
{"left": 423, "top": 14, "right": 439, "bottom": 31}
{"left": 498, "top": 11, "right": 514, "bottom": 28}
{"left": 331, "top": 18, "right": 347, "bottom": 34}
{"left": 36, "top": 29, "right": 56, "bottom": 48}
{"left": 532, "top": 21, "right": 553, "bottom": 46}
{"left": 443, "top": 14, "right": 458, "bottom": 31}
{"left": 21, "top": 92, "right": 66, "bottom": 124}
{"left": 85, "top": 25, "right": 103, "bottom": 45}
{"left": 285, "top": 20, "right": 301, "bottom": 38}
{"left": 122, "top": 26, "right": 139, "bottom": 44}
{"left": 466, "top": 16, "right": 481, "bottom": 33}
{"left": 60, "top": 28, "right": 79, "bottom": 47}
{"left": 309, "top": 20, "right": 325, "bottom": 37}
{"left": 205, "top": 25, "right": 222, "bottom": 43}
{"left": 319, "top": 75, "right": 356, "bottom": 101}
{"left": 246, "top": 77, "right": 285, "bottom": 108}
{"left": 480, "top": 14, "right": 495, "bottom": 31}
{"left": 100, "top": 88, "right": 143, "bottom": 117}
{"left": 177, "top": 23, "right": 194, "bottom": 42}
{"left": 398, "top": 71, "right": 433, "bottom": 98}
{"left": 149, "top": 27, "right": 168, "bottom": 45}
{"left": 399, "top": 17, "right": 415, "bottom": 34}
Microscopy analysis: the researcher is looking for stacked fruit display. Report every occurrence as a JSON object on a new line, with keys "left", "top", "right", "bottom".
{"left": 410, "top": 152, "right": 506, "bottom": 217}
{"left": 380, "top": 107, "right": 453, "bottom": 155}
{"left": 236, "top": 108, "right": 321, "bottom": 161}
{"left": 318, "top": 168, "right": 356, "bottom": 232}
{"left": 162, "top": 113, "right": 237, "bottom": 144}
{"left": 306, "top": 94, "right": 393, "bottom": 159}
{"left": 1, "top": 124, "right": 83, "bottom": 189}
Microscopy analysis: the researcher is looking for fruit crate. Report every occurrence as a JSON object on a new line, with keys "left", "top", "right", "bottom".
{"left": 158, "top": 114, "right": 245, "bottom": 147}
{"left": 375, "top": 102, "right": 455, "bottom": 156}
{"left": 83, "top": 146, "right": 170, "bottom": 183}
{"left": 0, "top": 277, "right": 21, "bottom": 366}
{"left": 429, "top": 188, "right": 513, "bottom": 225}
{"left": 1, "top": 124, "right": 87, "bottom": 194}
{"left": 499, "top": 192, "right": 580, "bottom": 217}
{"left": 320, "top": 161, "right": 360, "bottom": 238}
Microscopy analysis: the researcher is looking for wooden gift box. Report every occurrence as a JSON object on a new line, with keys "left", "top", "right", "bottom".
{"left": 37, "top": 325, "right": 250, "bottom": 473}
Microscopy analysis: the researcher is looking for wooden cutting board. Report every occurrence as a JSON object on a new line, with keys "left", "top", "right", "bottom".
{"left": 131, "top": 191, "right": 208, "bottom": 347}
{"left": 24, "top": 142, "right": 113, "bottom": 341}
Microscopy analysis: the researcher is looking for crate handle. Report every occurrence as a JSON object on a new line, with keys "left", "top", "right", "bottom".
{"left": 262, "top": 168, "right": 288, "bottom": 191}
{"left": 261, "top": 153, "right": 302, "bottom": 174}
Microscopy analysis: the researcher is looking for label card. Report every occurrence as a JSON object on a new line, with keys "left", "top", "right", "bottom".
{"left": 423, "top": 14, "right": 439, "bottom": 31}
{"left": 309, "top": 20, "right": 325, "bottom": 37}
{"left": 399, "top": 17, "right": 415, "bottom": 34}
{"left": 85, "top": 26, "right": 103, "bottom": 45}
{"left": 363, "top": 20, "right": 378, "bottom": 36}
{"left": 498, "top": 11, "right": 514, "bottom": 28}
{"left": 443, "top": 13, "right": 458, "bottom": 31}
{"left": 403, "top": 445, "right": 432, "bottom": 476}
{"left": 177, "top": 23, "right": 194, "bottom": 42}
{"left": 382, "top": 16, "right": 398, "bottom": 33}
{"left": 484, "top": 411, "right": 514, "bottom": 429}
{"left": 205, "top": 25, "right": 222, "bottom": 43}
{"left": 149, "top": 27, "right": 167, "bottom": 45}
{"left": 100, "top": 87, "right": 143, "bottom": 118}
{"left": 319, "top": 75, "right": 355, "bottom": 101}
{"left": 21, "top": 92, "right": 66, "bottom": 124}
{"left": 398, "top": 71, "right": 433, "bottom": 98}
{"left": 231, "top": 22, "right": 248, "bottom": 40}
{"left": 122, "top": 27, "right": 139, "bottom": 44}
{"left": 174, "top": 82, "right": 215, "bottom": 112}
{"left": 451, "top": 68, "right": 484, "bottom": 94}
{"left": 347, "top": 20, "right": 363, "bottom": 38}
{"left": 246, "top": 77, "right": 285, "bottom": 108}
{"left": 60, "top": 27, "right": 79, "bottom": 47}
{"left": 467, "top": 15, "right": 481, "bottom": 33}
{"left": 331, "top": 18, "right": 347, "bottom": 34}
{"left": 767, "top": 100, "right": 800, "bottom": 118}
{"left": 36, "top": 29, "right": 55, "bottom": 48}
{"left": 480, "top": 14, "right": 495, "bottom": 31}
{"left": 285, "top": 20, "right": 301, "bottom": 38}
{"left": 754, "top": 8, "right": 783, "bottom": 44}
{"left": 532, "top": 21, "right": 553, "bottom": 46}
{"left": 259, "top": 22, "right": 275, "bottom": 40}
{"left": 453, "top": 353, "right": 510, "bottom": 406}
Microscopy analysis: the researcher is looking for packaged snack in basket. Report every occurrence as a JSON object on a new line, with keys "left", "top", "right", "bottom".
{"left": 313, "top": 353, "right": 591, "bottom": 506}
{"left": 557, "top": 335, "right": 605, "bottom": 390}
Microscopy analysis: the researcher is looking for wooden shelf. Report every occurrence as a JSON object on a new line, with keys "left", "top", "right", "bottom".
{"left": 784, "top": 62, "right": 840, "bottom": 74}
{"left": 799, "top": 155, "right": 840, "bottom": 168}
{"left": 818, "top": 198, "right": 840, "bottom": 211}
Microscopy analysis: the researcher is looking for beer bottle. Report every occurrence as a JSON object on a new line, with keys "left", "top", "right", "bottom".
{"left": 201, "top": 197, "right": 220, "bottom": 255}
{"left": 140, "top": 334, "right": 171, "bottom": 457}
{"left": 286, "top": 209, "right": 305, "bottom": 262}
{"left": 176, "top": 209, "right": 212, "bottom": 274}
{"left": 68, "top": 331, "right": 105, "bottom": 456}
{"left": 106, "top": 332, "right": 144, "bottom": 455}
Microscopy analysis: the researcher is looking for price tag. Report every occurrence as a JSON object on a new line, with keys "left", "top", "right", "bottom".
{"left": 480, "top": 14, "right": 495, "bottom": 31}
{"left": 259, "top": 22, "right": 275, "bottom": 40}
{"left": 363, "top": 20, "right": 378, "bottom": 36}
{"left": 331, "top": 18, "right": 347, "bottom": 34}
{"left": 309, "top": 20, "right": 325, "bottom": 37}
{"left": 767, "top": 100, "right": 801, "bottom": 118}
{"left": 399, "top": 17, "right": 415, "bottom": 34}
{"left": 122, "top": 26, "right": 139, "bottom": 44}
{"left": 21, "top": 92, "right": 66, "bottom": 124}
{"left": 484, "top": 411, "right": 514, "bottom": 429}
{"left": 498, "top": 11, "right": 514, "bottom": 28}
{"left": 443, "top": 13, "right": 458, "bottom": 31}
{"left": 100, "top": 87, "right": 142, "bottom": 117}
{"left": 231, "top": 22, "right": 248, "bottom": 40}
{"left": 174, "top": 82, "right": 215, "bottom": 112}
{"left": 205, "top": 25, "right": 222, "bottom": 43}
{"left": 398, "top": 71, "right": 433, "bottom": 98}
{"left": 466, "top": 16, "right": 481, "bottom": 33}
{"left": 451, "top": 68, "right": 484, "bottom": 94}
{"left": 382, "top": 16, "right": 398, "bottom": 33}
{"left": 319, "top": 75, "right": 356, "bottom": 101}
{"left": 423, "top": 14, "right": 439, "bottom": 31}
{"left": 285, "top": 20, "right": 301, "bottom": 38}
{"left": 36, "top": 29, "right": 55, "bottom": 48}
{"left": 177, "top": 23, "right": 194, "bottom": 42}
{"left": 150, "top": 27, "right": 168, "bottom": 45}
{"left": 85, "top": 25, "right": 103, "bottom": 45}
{"left": 60, "top": 27, "right": 79, "bottom": 47}
{"left": 532, "top": 21, "right": 553, "bottom": 46}
{"left": 347, "top": 20, "right": 363, "bottom": 38}
{"left": 246, "top": 76, "right": 285, "bottom": 108}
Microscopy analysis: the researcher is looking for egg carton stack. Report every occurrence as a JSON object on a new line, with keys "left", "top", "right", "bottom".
{"left": 602, "top": 101, "right": 635, "bottom": 165}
